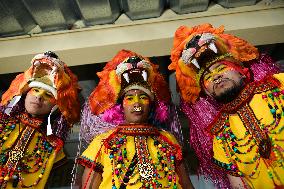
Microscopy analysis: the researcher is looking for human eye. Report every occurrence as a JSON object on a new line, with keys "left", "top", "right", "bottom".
{"left": 217, "top": 66, "right": 226, "bottom": 72}
{"left": 125, "top": 96, "right": 134, "bottom": 100}
{"left": 140, "top": 95, "right": 149, "bottom": 100}
{"left": 33, "top": 88, "right": 40, "bottom": 92}
{"left": 204, "top": 74, "right": 212, "bottom": 81}
{"left": 45, "top": 92, "right": 53, "bottom": 98}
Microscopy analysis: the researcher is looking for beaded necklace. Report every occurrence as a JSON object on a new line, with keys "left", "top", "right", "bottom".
{"left": 0, "top": 112, "right": 54, "bottom": 188}
{"left": 106, "top": 124, "right": 181, "bottom": 189}
{"left": 209, "top": 76, "right": 284, "bottom": 184}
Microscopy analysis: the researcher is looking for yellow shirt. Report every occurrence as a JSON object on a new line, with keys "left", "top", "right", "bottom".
{"left": 213, "top": 73, "right": 284, "bottom": 189}
{"left": 80, "top": 128, "right": 183, "bottom": 189}
{"left": 0, "top": 114, "right": 65, "bottom": 189}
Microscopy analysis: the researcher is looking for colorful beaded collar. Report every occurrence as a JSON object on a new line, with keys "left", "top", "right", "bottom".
{"left": 116, "top": 124, "right": 160, "bottom": 136}
{"left": 17, "top": 112, "right": 43, "bottom": 129}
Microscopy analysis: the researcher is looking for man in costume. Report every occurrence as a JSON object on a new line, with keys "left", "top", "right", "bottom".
{"left": 77, "top": 49, "right": 194, "bottom": 188}
{"left": 168, "top": 23, "right": 284, "bottom": 189}
{"left": 0, "top": 51, "right": 80, "bottom": 188}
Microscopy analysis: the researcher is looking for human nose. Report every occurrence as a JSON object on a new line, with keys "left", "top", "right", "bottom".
{"left": 34, "top": 91, "right": 45, "bottom": 101}
{"left": 133, "top": 95, "right": 141, "bottom": 104}
{"left": 213, "top": 73, "right": 222, "bottom": 80}
{"left": 212, "top": 74, "right": 223, "bottom": 84}
{"left": 133, "top": 100, "right": 141, "bottom": 107}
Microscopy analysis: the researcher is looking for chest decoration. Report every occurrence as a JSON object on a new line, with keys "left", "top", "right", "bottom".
{"left": 209, "top": 77, "right": 284, "bottom": 181}
{"left": 0, "top": 113, "right": 54, "bottom": 188}
{"left": 105, "top": 125, "right": 182, "bottom": 189}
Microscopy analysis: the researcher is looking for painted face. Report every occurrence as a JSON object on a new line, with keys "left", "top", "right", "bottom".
{"left": 25, "top": 87, "right": 56, "bottom": 117}
{"left": 123, "top": 89, "right": 151, "bottom": 124}
{"left": 202, "top": 62, "right": 245, "bottom": 102}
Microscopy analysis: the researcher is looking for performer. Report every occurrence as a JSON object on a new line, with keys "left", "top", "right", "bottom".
{"left": 169, "top": 23, "right": 284, "bottom": 188}
{"left": 77, "top": 50, "right": 194, "bottom": 189}
{"left": 0, "top": 51, "right": 80, "bottom": 188}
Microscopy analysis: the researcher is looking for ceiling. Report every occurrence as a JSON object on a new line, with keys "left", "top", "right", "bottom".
{"left": 0, "top": 0, "right": 212, "bottom": 37}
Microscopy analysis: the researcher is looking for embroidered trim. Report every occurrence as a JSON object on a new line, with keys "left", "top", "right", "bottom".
{"left": 76, "top": 157, "right": 104, "bottom": 173}
{"left": 117, "top": 124, "right": 160, "bottom": 136}
{"left": 237, "top": 104, "right": 268, "bottom": 144}
{"left": 16, "top": 112, "right": 43, "bottom": 129}
{"left": 207, "top": 113, "right": 229, "bottom": 135}
{"left": 134, "top": 136, "right": 154, "bottom": 181}
{"left": 208, "top": 75, "right": 280, "bottom": 135}
{"left": 222, "top": 75, "right": 279, "bottom": 113}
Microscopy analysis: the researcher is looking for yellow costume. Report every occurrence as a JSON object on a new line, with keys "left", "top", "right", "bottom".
{"left": 210, "top": 73, "right": 284, "bottom": 188}
{"left": 78, "top": 125, "right": 183, "bottom": 189}
{"left": 0, "top": 112, "right": 64, "bottom": 188}
{"left": 0, "top": 51, "right": 80, "bottom": 188}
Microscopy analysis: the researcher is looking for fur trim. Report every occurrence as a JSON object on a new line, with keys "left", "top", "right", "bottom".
{"left": 28, "top": 81, "right": 57, "bottom": 98}
{"left": 123, "top": 85, "right": 154, "bottom": 100}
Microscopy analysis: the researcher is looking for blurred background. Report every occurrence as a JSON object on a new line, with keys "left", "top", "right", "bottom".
{"left": 0, "top": 0, "right": 284, "bottom": 188}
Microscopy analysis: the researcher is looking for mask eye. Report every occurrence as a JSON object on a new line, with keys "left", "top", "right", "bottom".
{"left": 186, "top": 35, "right": 201, "bottom": 49}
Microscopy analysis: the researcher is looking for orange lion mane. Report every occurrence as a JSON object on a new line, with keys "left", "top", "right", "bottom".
{"left": 169, "top": 23, "right": 259, "bottom": 103}
{"left": 89, "top": 49, "right": 170, "bottom": 115}
{"left": 1, "top": 59, "right": 80, "bottom": 126}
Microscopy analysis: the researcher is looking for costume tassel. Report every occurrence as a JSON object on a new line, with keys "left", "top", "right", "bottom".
{"left": 47, "top": 105, "right": 58, "bottom": 136}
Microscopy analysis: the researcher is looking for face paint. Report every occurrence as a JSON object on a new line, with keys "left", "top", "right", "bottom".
{"left": 204, "top": 65, "right": 233, "bottom": 81}
{"left": 28, "top": 87, "right": 55, "bottom": 103}
{"left": 123, "top": 93, "right": 150, "bottom": 106}
{"left": 123, "top": 89, "right": 151, "bottom": 124}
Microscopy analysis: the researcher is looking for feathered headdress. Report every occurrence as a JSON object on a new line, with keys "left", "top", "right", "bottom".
{"left": 1, "top": 51, "right": 80, "bottom": 127}
{"left": 88, "top": 49, "right": 170, "bottom": 115}
{"left": 169, "top": 23, "right": 259, "bottom": 103}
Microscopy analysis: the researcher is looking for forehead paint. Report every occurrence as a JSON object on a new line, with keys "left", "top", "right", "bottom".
{"left": 203, "top": 65, "right": 235, "bottom": 81}
{"left": 202, "top": 65, "right": 236, "bottom": 88}
{"left": 123, "top": 93, "right": 150, "bottom": 106}
{"left": 29, "top": 88, "right": 55, "bottom": 103}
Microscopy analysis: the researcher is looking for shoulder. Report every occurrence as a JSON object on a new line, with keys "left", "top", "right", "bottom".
{"left": 159, "top": 129, "right": 180, "bottom": 145}
{"left": 89, "top": 129, "right": 116, "bottom": 145}
{"left": 81, "top": 129, "right": 116, "bottom": 160}
{"left": 273, "top": 73, "right": 284, "bottom": 85}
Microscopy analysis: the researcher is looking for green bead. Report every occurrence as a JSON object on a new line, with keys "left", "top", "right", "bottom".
{"left": 270, "top": 109, "right": 276, "bottom": 114}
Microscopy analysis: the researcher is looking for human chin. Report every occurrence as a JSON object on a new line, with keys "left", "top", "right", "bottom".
{"left": 26, "top": 107, "right": 41, "bottom": 117}
{"left": 213, "top": 82, "right": 234, "bottom": 96}
{"left": 214, "top": 85, "right": 242, "bottom": 103}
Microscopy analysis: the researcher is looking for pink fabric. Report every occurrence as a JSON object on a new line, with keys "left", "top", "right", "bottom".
{"left": 154, "top": 101, "right": 169, "bottom": 122}
{"left": 101, "top": 104, "right": 124, "bottom": 125}
{"left": 80, "top": 103, "right": 116, "bottom": 144}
